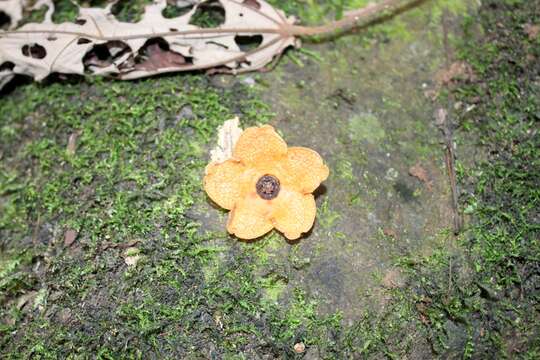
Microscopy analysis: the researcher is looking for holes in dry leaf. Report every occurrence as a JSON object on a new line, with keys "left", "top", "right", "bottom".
{"left": 83, "top": 41, "right": 131, "bottom": 71}
{"left": 77, "top": 38, "right": 92, "bottom": 45}
{"left": 239, "top": 59, "right": 252, "bottom": 67}
{"left": 22, "top": 44, "right": 47, "bottom": 59}
{"left": 133, "top": 38, "right": 193, "bottom": 71}
{"left": 52, "top": 1, "right": 80, "bottom": 23}
{"left": 138, "top": 37, "right": 170, "bottom": 54}
{"left": 111, "top": 0, "right": 151, "bottom": 23}
{"left": 234, "top": 35, "right": 263, "bottom": 52}
{"left": 86, "top": 0, "right": 109, "bottom": 6}
{"left": 0, "top": 62, "right": 15, "bottom": 72}
{"left": 24, "top": 6, "right": 47, "bottom": 25}
{"left": 243, "top": 0, "right": 261, "bottom": 10}
{"left": 189, "top": 0, "right": 225, "bottom": 28}
{"left": 0, "top": 11, "right": 11, "bottom": 29}
{"left": 162, "top": 2, "right": 194, "bottom": 19}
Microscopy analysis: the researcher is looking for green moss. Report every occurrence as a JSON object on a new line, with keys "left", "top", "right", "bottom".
{"left": 317, "top": 198, "right": 342, "bottom": 229}
{"left": 261, "top": 275, "right": 287, "bottom": 304}
{"left": 0, "top": 250, "right": 35, "bottom": 303}
{"left": 348, "top": 113, "right": 386, "bottom": 143}
{"left": 0, "top": 68, "right": 349, "bottom": 356}
{"left": 398, "top": 0, "right": 540, "bottom": 356}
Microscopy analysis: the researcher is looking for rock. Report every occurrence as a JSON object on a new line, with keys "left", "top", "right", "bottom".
{"left": 242, "top": 76, "right": 256, "bottom": 86}
{"left": 177, "top": 105, "right": 194, "bottom": 122}
{"left": 304, "top": 346, "right": 321, "bottom": 360}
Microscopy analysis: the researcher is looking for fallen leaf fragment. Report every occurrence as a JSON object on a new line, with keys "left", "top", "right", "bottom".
{"left": 0, "top": 0, "right": 297, "bottom": 84}
{"left": 415, "top": 298, "right": 432, "bottom": 325}
{"left": 408, "top": 163, "right": 432, "bottom": 191}
{"left": 123, "top": 247, "right": 141, "bottom": 266}
{"left": 435, "top": 61, "right": 475, "bottom": 86}
{"left": 209, "top": 117, "right": 243, "bottom": 163}
{"left": 294, "top": 342, "right": 306, "bottom": 353}
{"left": 524, "top": 23, "right": 540, "bottom": 40}
{"left": 383, "top": 228, "right": 396, "bottom": 238}
{"left": 64, "top": 229, "right": 78, "bottom": 247}
{"left": 382, "top": 268, "right": 405, "bottom": 289}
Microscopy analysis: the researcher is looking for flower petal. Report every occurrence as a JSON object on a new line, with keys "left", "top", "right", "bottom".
{"left": 227, "top": 194, "right": 274, "bottom": 239}
{"left": 233, "top": 125, "right": 287, "bottom": 165}
{"left": 271, "top": 188, "right": 316, "bottom": 240}
{"left": 204, "top": 160, "right": 250, "bottom": 210}
{"left": 283, "top": 147, "right": 329, "bottom": 194}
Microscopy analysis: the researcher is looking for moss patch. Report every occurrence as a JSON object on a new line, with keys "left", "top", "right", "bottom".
{"left": 348, "top": 113, "right": 386, "bottom": 143}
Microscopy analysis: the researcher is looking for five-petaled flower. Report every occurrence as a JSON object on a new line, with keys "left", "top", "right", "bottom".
{"left": 204, "top": 125, "right": 329, "bottom": 240}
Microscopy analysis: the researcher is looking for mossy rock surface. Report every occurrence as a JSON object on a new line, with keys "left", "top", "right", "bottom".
{"left": 1, "top": 0, "right": 539, "bottom": 358}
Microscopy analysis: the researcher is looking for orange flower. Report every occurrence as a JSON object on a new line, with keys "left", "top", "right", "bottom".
{"left": 204, "top": 125, "right": 329, "bottom": 240}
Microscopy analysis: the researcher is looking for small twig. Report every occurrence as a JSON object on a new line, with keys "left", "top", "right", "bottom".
{"left": 444, "top": 139, "right": 462, "bottom": 234}
{"left": 448, "top": 258, "right": 452, "bottom": 295}
{"left": 32, "top": 214, "right": 41, "bottom": 246}
{"left": 439, "top": 8, "right": 463, "bottom": 235}
{"left": 99, "top": 239, "right": 140, "bottom": 252}
{"left": 289, "top": 0, "right": 426, "bottom": 37}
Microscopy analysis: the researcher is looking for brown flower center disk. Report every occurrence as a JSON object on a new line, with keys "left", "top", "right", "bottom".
{"left": 256, "top": 174, "right": 280, "bottom": 200}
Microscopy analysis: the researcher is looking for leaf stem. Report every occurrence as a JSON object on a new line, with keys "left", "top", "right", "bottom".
{"left": 289, "top": 0, "right": 425, "bottom": 37}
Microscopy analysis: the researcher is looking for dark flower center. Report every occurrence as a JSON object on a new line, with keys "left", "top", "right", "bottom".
{"left": 256, "top": 174, "right": 280, "bottom": 200}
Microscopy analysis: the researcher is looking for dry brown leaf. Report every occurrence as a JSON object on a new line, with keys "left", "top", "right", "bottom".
{"left": 0, "top": 0, "right": 298, "bottom": 86}
{"left": 0, "top": 0, "right": 420, "bottom": 89}
{"left": 64, "top": 229, "right": 78, "bottom": 246}
{"left": 382, "top": 268, "right": 405, "bottom": 289}
{"left": 382, "top": 228, "right": 396, "bottom": 238}
{"left": 408, "top": 163, "right": 432, "bottom": 191}
{"left": 435, "top": 61, "right": 475, "bottom": 86}
{"left": 524, "top": 23, "right": 540, "bottom": 40}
